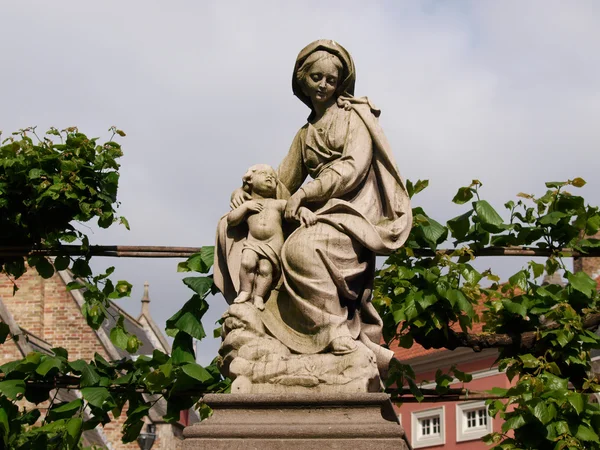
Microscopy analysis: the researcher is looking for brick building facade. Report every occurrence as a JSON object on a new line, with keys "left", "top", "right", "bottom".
{"left": 0, "top": 267, "right": 190, "bottom": 449}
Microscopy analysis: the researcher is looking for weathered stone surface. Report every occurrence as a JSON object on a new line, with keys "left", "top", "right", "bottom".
{"left": 213, "top": 39, "right": 413, "bottom": 394}
{"left": 218, "top": 302, "right": 381, "bottom": 393}
{"left": 182, "top": 393, "right": 409, "bottom": 450}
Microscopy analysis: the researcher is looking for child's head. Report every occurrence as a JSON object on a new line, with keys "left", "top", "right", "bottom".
{"left": 242, "top": 164, "right": 278, "bottom": 197}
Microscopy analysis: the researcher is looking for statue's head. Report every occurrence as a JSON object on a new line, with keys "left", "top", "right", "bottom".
{"left": 296, "top": 51, "right": 343, "bottom": 106}
{"left": 292, "top": 40, "right": 356, "bottom": 112}
{"left": 242, "top": 164, "right": 278, "bottom": 198}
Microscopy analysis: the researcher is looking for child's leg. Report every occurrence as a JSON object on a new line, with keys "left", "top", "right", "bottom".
{"left": 234, "top": 249, "right": 259, "bottom": 304}
{"left": 252, "top": 259, "right": 274, "bottom": 310}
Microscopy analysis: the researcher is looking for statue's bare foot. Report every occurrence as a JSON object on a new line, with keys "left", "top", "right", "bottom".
{"left": 234, "top": 292, "right": 251, "bottom": 304}
{"left": 329, "top": 336, "right": 358, "bottom": 355}
{"left": 254, "top": 296, "right": 265, "bottom": 311}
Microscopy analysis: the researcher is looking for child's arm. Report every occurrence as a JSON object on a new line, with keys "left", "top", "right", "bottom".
{"left": 227, "top": 200, "right": 264, "bottom": 226}
{"left": 274, "top": 199, "right": 287, "bottom": 212}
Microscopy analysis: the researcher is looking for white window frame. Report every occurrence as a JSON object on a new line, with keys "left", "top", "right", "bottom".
{"left": 456, "top": 401, "right": 493, "bottom": 442}
{"left": 411, "top": 406, "right": 445, "bottom": 448}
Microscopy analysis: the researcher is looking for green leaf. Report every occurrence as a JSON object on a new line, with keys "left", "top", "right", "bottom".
{"left": 166, "top": 294, "right": 208, "bottom": 340}
{"left": 502, "top": 414, "right": 526, "bottom": 433}
{"left": 446, "top": 289, "right": 474, "bottom": 317}
{"left": 452, "top": 186, "right": 474, "bottom": 205}
{"left": 567, "top": 271, "right": 596, "bottom": 298}
{"left": 532, "top": 401, "right": 555, "bottom": 425}
{"left": 460, "top": 264, "right": 482, "bottom": 285}
{"left": 33, "top": 257, "right": 55, "bottom": 279}
{"left": 119, "top": 216, "right": 130, "bottom": 230}
{"left": 503, "top": 299, "right": 528, "bottom": 318}
{"left": 508, "top": 270, "right": 528, "bottom": 291}
{"left": 36, "top": 356, "right": 63, "bottom": 376}
{"left": 69, "top": 360, "right": 101, "bottom": 387}
{"left": 81, "top": 387, "right": 112, "bottom": 408}
{"left": 473, "top": 200, "right": 505, "bottom": 233}
{"left": 0, "top": 322, "right": 9, "bottom": 344}
{"left": 539, "top": 211, "right": 568, "bottom": 225}
{"left": 545, "top": 181, "right": 567, "bottom": 189}
{"left": 53, "top": 255, "right": 70, "bottom": 271}
{"left": 518, "top": 354, "right": 540, "bottom": 369}
{"left": 71, "top": 259, "right": 92, "bottom": 277}
{"left": 185, "top": 247, "right": 215, "bottom": 273}
{"left": 451, "top": 366, "right": 472, "bottom": 382}
{"left": 423, "top": 218, "right": 448, "bottom": 248}
{"left": 576, "top": 424, "right": 599, "bottom": 442}
{"left": 110, "top": 326, "right": 129, "bottom": 350}
{"left": 571, "top": 177, "right": 586, "bottom": 187}
{"left": 407, "top": 378, "right": 424, "bottom": 402}
{"left": 172, "top": 333, "right": 196, "bottom": 365}
{"left": 567, "top": 392, "right": 584, "bottom": 415}
{"left": 540, "top": 372, "right": 568, "bottom": 391}
{"left": 181, "top": 363, "right": 213, "bottom": 384}
{"left": 447, "top": 210, "right": 473, "bottom": 240}
{"left": 28, "top": 168, "right": 43, "bottom": 179}
{"left": 183, "top": 277, "right": 213, "bottom": 297}
{"left": 399, "top": 333, "right": 413, "bottom": 349}
{"left": 48, "top": 399, "right": 83, "bottom": 421}
{"left": 407, "top": 179, "right": 429, "bottom": 198}
{"left": 66, "top": 281, "right": 84, "bottom": 291}
{"left": 110, "top": 280, "right": 132, "bottom": 298}
{"left": 66, "top": 418, "right": 83, "bottom": 449}
{"left": 0, "top": 380, "right": 25, "bottom": 400}
{"left": 528, "top": 261, "right": 544, "bottom": 279}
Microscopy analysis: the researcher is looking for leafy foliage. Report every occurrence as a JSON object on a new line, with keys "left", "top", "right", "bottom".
{"left": 0, "top": 250, "right": 228, "bottom": 448}
{"left": 0, "top": 126, "right": 128, "bottom": 284}
{"left": 375, "top": 178, "right": 600, "bottom": 449}
{"left": 0, "top": 127, "right": 228, "bottom": 447}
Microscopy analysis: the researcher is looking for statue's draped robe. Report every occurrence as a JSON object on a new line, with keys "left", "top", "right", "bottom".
{"left": 215, "top": 97, "right": 412, "bottom": 371}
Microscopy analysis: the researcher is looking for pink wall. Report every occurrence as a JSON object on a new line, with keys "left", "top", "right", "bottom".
{"left": 395, "top": 363, "right": 512, "bottom": 449}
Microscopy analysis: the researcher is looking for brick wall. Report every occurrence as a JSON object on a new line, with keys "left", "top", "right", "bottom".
{"left": 0, "top": 267, "right": 184, "bottom": 449}
{"left": 573, "top": 231, "right": 600, "bottom": 284}
{"left": 0, "top": 270, "right": 44, "bottom": 337}
{"left": 0, "top": 268, "right": 111, "bottom": 361}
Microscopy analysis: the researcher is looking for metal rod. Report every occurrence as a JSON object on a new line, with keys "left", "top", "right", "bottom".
{"left": 1, "top": 245, "right": 599, "bottom": 259}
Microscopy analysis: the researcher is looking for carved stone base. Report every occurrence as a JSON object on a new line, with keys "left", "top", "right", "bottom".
{"left": 182, "top": 393, "right": 408, "bottom": 450}
{"left": 219, "top": 303, "right": 381, "bottom": 394}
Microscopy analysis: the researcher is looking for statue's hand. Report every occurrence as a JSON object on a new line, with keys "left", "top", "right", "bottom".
{"left": 284, "top": 191, "right": 305, "bottom": 221}
{"left": 230, "top": 188, "right": 251, "bottom": 209}
{"left": 298, "top": 207, "right": 317, "bottom": 227}
{"left": 245, "top": 200, "right": 264, "bottom": 213}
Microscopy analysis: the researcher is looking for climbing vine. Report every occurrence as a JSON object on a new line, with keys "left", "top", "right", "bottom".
{"left": 0, "top": 128, "right": 227, "bottom": 448}
{"left": 375, "top": 178, "right": 600, "bottom": 449}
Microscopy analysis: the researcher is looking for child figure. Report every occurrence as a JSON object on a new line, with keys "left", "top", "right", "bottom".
{"left": 228, "top": 164, "right": 316, "bottom": 310}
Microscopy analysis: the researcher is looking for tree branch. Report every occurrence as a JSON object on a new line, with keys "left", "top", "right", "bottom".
{"left": 414, "top": 313, "right": 600, "bottom": 352}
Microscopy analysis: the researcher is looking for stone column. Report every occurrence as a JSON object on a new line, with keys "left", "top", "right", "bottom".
{"left": 183, "top": 393, "right": 408, "bottom": 450}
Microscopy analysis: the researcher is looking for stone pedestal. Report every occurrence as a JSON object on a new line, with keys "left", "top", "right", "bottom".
{"left": 182, "top": 393, "right": 408, "bottom": 449}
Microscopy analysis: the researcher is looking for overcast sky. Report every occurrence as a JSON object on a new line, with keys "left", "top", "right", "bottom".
{"left": 2, "top": 1, "right": 599, "bottom": 364}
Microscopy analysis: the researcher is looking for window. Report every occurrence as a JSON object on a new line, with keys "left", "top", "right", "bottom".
{"left": 411, "top": 407, "right": 445, "bottom": 448}
{"left": 457, "top": 401, "right": 493, "bottom": 442}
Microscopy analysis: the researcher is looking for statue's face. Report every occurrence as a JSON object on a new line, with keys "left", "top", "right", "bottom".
{"left": 303, "top": 58, "right": 339, "bottom": 105}
{"left": 252, "top": 167, "right": 277, "bottom": 197}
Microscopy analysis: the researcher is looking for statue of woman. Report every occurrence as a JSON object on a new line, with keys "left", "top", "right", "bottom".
{"left": 215, "top": 39, "right": 412, "bottom": 375}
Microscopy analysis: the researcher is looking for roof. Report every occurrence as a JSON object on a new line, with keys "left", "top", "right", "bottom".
{"left": 57, "top": 270, "right": 167, "bottom": 359}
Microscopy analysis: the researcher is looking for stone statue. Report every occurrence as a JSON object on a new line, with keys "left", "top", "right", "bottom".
{"left": 228, "top": 164, "right": 318, "bottom": 311}
{"left": 214, "top": 39, "right": 412, "bottom": 394}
